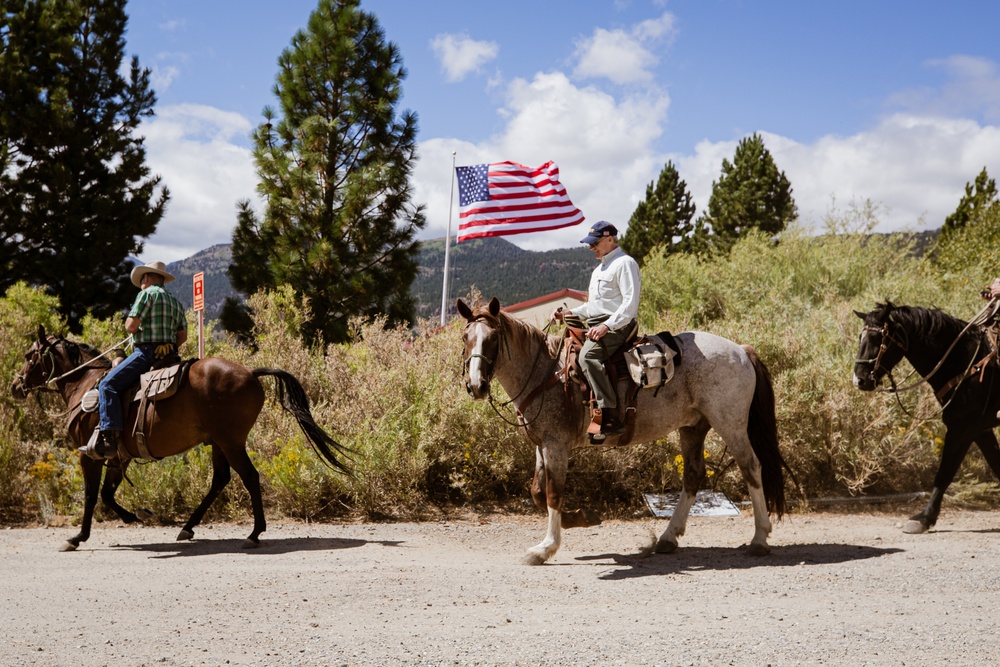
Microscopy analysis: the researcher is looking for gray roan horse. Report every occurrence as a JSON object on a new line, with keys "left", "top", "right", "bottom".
{"left": 458, "top": 297, "right": 788, "bottom": 565}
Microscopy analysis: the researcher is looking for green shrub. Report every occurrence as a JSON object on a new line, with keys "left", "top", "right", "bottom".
{"left": 3, "top": 204, "right": 1000, "bottom": 526}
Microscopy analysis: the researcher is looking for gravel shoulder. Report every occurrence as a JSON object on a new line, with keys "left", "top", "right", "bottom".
{"left": 2, "top": 506, "right": 999, "bottom": 667}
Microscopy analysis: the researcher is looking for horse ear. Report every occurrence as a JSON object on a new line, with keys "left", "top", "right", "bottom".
{"left": 488, "top": 297, "right": 501, "bottom": 317}
{"left": 36, "top": 324, "right": 46, "bottom": 343}
{"left": 853, "top": 310, "right": 866, "bottom": 320}
{"left": 456, "top": 299, "right": 473, "bottom": 322}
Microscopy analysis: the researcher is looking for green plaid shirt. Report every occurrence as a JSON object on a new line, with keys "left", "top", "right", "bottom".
{"left": 128, "top": 285, "right": 187, "bottom": 345}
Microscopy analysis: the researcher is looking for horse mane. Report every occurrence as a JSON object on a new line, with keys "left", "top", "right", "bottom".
{"left": 57, "top": 337, "right": 112, "bottom": 369}
{"left": 880, "top": 303, "right": 971, "bottom": 342}
{"left": 493, "top": 308, "right": 562, "bottom": 360}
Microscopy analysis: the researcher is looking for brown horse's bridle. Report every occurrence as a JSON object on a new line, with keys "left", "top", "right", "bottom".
{"left": 14, "top": 340, "right": 62, "bottom": 394}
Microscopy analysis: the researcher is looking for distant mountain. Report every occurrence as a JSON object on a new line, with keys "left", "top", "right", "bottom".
{"left": 166, "top": 244, "right": 238, "bottom": 322}
{"left": 412, "top": 237, "right": 593, "bottom": 319}
{"left": 164, "top": 237, "right": 594, "bottom": 324}
{"left": 164, "top": 229, "right": 939, "bottom": 325}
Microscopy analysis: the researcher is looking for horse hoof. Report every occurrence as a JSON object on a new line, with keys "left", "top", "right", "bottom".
{"left": 242, "top": 538, "right": 260, "bottom": 549}
{"left": 522, "top": 551, "right": 546, "bottom": 566}
{"left": 655, "top": 539, "right": 678, "bottom": 554}
{"left": 136, "top": 509, "right": 154, "bottom": 522}
{"left": 60, "top": 541, "right": 78, "bottom": 552}
{"left": 176, "top": 529, "right": 194, "bottom": 541}
{"left": 746, "top": 542, "right": 771, "bottom": 557}
{"left": 902, "top": 520, "right": 928, "bottom": 534}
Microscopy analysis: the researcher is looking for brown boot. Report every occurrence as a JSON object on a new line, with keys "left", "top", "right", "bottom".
{"left": 96, "top": 431, "right": 121, "bottom": 459}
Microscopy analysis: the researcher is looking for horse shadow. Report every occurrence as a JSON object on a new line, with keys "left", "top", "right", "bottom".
{"left": 576, "top": 542, "right": 903, "bottom": 580}
{"left": 110, "top": 536, "right": 404, "bottom": 559}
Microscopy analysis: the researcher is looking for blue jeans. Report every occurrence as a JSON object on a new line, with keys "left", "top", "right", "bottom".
{"left": 98, "top": 345, "right": 157, "bottom": 432}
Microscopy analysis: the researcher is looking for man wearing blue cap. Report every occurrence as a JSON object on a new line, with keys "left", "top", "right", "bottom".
{"left": 552, "top": 221, "right": 641, "bottom": 439}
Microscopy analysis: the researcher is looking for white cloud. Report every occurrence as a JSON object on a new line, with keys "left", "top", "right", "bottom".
{"left": 430, "top": 33, "right": 499, "bottom": 83}
{"left": 414, "top": 67, "right": 1000, "bottom": 257}
{"left": 888, "top": 55, "right": 1000, "bottom": 122}
{"left": 137, "top": 104, "right": 258, "bottom": 263}
{"left": 572, "top": 11, "right": 676, "bottom": 84}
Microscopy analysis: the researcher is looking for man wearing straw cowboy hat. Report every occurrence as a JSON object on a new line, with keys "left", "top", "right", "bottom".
{"left": 83, "top": 261, "right": 188, "bottom": 459}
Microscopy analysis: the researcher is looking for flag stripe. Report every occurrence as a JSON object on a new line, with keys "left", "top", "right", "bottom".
{"left": 455, "top": 160, "right": 584, "bottom": 242}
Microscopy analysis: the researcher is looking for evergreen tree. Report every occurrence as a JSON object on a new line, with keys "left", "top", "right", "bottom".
{"left": 933, "top": 167, "right": 1000, "bottom": 273}
{"left": 698, "top": 133, "right": 796, "bottom": 253}
{"left": 0, "top": 0, "right": 168, "bottom": 329}
{"left": 943, "top": 167, "right": 997, "bottom": 231}
{"left": 619, "top": 161, "right": 697, "bottom": 265}
{"left": 225, "top": 0, "right": 425, "bottom": 346}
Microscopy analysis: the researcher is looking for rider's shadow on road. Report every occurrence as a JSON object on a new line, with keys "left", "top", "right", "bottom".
{"left": 577, "top": 542, "right": 903, "bottom": 580}
{"left": 111, "top": 536, "right": 403, "bottom": 559}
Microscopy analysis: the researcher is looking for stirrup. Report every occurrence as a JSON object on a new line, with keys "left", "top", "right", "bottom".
{"left": 587, "top": 408, "right": 603, "bottom": 436}
{"left": 79, "top": 430, "right": 119, "bottom": 460}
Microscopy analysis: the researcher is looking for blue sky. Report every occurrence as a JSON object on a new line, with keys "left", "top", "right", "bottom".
{"left": 125, "top": 0, "right": 1000, "bottom": 262}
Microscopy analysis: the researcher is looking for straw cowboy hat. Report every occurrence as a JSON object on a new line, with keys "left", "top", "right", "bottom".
{"left": 130, "top": 260, "right": 176, "bottom": 288}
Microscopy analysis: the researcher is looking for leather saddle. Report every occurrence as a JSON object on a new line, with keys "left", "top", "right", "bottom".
{"left": 561, "top": 322, "right": 682, "bottom": 446}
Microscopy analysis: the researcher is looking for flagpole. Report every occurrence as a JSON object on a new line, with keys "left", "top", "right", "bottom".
{"left": 440, "top": 151, "right": 457, "bottom": 327}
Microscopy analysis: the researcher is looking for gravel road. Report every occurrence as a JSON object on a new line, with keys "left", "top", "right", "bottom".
{"left": 2, "top": 507, "right": 999, "bottom": 666}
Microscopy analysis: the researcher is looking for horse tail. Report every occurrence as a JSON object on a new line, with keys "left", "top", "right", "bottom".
{"left": 253, "top": 368, "right": 352, "bottom": 474}
{"left": 742, "top": 345, "right": 788, "bottom": 519}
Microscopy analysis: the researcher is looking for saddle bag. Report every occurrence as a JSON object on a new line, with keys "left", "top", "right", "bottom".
{"left": 625, "top": 333, "right": 677, "bottom": 391}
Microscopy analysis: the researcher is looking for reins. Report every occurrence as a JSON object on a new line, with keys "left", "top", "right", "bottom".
{"left": 44, "top": 335, "right": 130, "bottom": 386}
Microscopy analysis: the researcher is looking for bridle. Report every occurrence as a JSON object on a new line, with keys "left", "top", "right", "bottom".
{"left": 15, "top": 340, "right": 62, "bottom": 393}
{"left": 15, "top": 336, "right": 120, "bottom": 395}
{"left": 461, "top": 311, "right": 554, "bottom": 429}
{"left": 857, "top": 320, "right": 909, "bottom": 387}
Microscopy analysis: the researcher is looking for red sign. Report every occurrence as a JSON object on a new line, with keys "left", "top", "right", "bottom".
{"left": 193, "top": 272, "right": 205, "bottom": 312}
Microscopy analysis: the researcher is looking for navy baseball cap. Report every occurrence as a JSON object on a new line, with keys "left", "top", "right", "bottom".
{"left": 580, "top": 221, "right": 618, "bottom": 245}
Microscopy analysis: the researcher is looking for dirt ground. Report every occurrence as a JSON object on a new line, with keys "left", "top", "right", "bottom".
{"left": 1, "top": 505, "right": 999, "bottom": 667}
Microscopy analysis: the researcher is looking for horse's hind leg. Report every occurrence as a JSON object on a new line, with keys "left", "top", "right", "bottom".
{"left": 657, "top": 420, "right": 710, "bottom": 554}
{"left": 224, "top": 443, "right": 266, "bottom": 548}
{"left": 177, "top": 444, "right": 231, "bottom": 542}
{"left": 719, "top": 425, "right": 772, "bottom": 556}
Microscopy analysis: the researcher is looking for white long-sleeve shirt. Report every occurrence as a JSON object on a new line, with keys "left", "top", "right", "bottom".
{"left": 569, "top": 246, "right": 641, "bottom": 331}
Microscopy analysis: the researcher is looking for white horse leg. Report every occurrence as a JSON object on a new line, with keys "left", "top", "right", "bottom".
{"left": 657, "top": 422, "right": 710, "bottom": 554}
{"left": 524, "top": 505, "right": 562, "bottom": 565}
{"left": 657, "top": 489, "right": 696, "bottom": 553}
{"left": 726, "top": 429, "right": 772, "bottom": 556}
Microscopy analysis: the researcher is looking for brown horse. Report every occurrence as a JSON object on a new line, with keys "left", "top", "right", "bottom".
{"left": 459, "top": 297, "right": 788, "bottom": 565}
{"left": 11, "top": 325, "right": 350, "bottom": 551}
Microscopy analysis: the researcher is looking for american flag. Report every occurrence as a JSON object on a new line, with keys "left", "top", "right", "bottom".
{"left": 454, "top": 161, "right": 585, "bottom": 242}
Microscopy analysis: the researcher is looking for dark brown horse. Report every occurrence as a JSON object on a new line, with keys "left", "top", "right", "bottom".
{"left": 11, "top": 325, "right": 350, "bottom": 551}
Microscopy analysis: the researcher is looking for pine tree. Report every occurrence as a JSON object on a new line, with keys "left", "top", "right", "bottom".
{"left": 699, "top": 133, "right": 796, "bottom": 253}
{"left": 933, "top": 167, "right": 1000, "bottom": 273}
{"left": 0, "top": 0, "right": 168, "bottom": 329}
{"left": 943, "top": 167, "right": 997, "bottom": 231}
{"left": 225, "top": 0, "right": 425, "bottom": 346}
{"left": 619, "top": 161, "right": 697, "bottom": 265}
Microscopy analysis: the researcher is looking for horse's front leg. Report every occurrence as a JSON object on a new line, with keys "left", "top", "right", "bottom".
{"left": 99, "top": 465, "right": 141, "bottom": 524}
{"left": 63, "top": 456, "right": 104, "bottom": 551}
{"left": 524, "top": 446, "right": 568, "bottom": 565}
{"left": 904, "top": 427, "right": 975, "bottom": 534}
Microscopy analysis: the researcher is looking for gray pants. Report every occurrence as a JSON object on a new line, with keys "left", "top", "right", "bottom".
{"left": 578, "top": 318, "right": 634, "bottom": 410}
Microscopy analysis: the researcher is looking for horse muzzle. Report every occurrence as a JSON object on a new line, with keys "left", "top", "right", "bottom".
{"left": 853, "top": 372, "right": 878, "bottom": 392}
{"left": 465, "top": 379, "right": 491, "bottom": 401}
{"left": 10, "top": 378, "right": 27, "bottom": 400}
